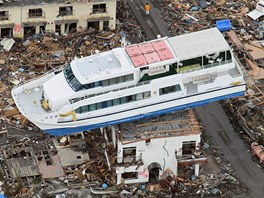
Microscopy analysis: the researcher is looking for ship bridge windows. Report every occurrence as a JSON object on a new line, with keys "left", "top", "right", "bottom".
{"left": 159, "top": 84, "right": 181, "bottom": 95}
{"left": 75, "top": 91, "right": 151, "bottom": 114}
{"left": 64, "top": 65, "right": 134, "bottom": 92}
{"left": 64, "top": 65, "right": 82, "bottom": 91}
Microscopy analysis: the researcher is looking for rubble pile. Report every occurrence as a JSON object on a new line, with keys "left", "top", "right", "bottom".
{"left": 0, "top": 130, "right": 116, "bottom": 197}
{"left": 116, "top": 0, "right": 148, "bottom": 43}
{"left": 222, "top": 80, "right": 264, "bottom": 147}
{"left": 151, "top": 0, "right": 258, "bottom": 36}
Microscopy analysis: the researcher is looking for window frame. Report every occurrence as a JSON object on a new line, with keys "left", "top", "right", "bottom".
{"left": 0, "top": 11, "right": 9, "bottom": 20}
{"left": 92, "top": 3, "right": 107, "bottom": 14}
{"left": 159, "top": 84, "right": 181, "bottom": 95}
{"left": 28, "top": 8, "right": 43, "bottom": 18}
{"left": 59, "top": 6, "right": 73, "bottom": 16}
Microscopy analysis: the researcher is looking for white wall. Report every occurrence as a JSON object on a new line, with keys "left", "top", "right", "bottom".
{"left": 116, "top": 134, "right": 201, "bottom": 184}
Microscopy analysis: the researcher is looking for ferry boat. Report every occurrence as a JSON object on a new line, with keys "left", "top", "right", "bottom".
{"left": 12, "top": 28, "right": 246, "bottom": 136}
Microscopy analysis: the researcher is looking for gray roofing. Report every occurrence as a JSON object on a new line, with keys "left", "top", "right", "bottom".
{"left": 168, "top": 28, "right": 230, "bottom": 61}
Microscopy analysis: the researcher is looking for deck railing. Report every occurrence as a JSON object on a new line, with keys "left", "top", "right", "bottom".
{"left": 180, "top": 59, "right": 233, "bottom": 74}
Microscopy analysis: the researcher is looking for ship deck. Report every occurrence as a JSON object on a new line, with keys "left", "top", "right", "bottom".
{"left": 15, "top": 87, "right": 46, "bottom": 115}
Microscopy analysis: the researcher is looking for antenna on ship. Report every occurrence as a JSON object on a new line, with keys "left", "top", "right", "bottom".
{"left": 119, "top": 31, "right": 130, "bottom": 48}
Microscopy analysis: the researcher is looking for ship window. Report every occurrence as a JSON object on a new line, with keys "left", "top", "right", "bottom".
{"left": 67, "top": 73, "right": 74, "bottom": 82}
{"left": 102, "top": 80, "right": 109, "bottom": 86}
{"left": 64, "top": 65, "right": 83, "bottom": 91}
{"left": 109, "top": 78, "right": 116, "bottom": 85}
{"left": 96, "top": 103, "right": 102, "bottom": 110}
{"left": 136, "top": 93, "right": 143, "bottom": 100}
{"left": 89, "top": 104, "right": 96, "bottom": 111}
{"left": 81, "top": 81, "right": 103, "bottom": 90}
{"left": 219, "top": 51, "right": 226, "bottom": 62}
{"left": 120, "top": 97, "right": 127, "bottom": 104}
{"left": 113, "top": 98, "right": 120, "bottom": 106}
{"left": 102, "top": 101, "right": 107, "bottom": 108}
{"left": 127, "top": 95, "right": 135, "bottom": 102}
{"left": 94, "top": 81, "right": 100, "bottom": 87}
{"left": 70, "top": 77, "right": 82, "bottom": 91}
{"left": 81, "top": 106, "right": 88, "bottom": 113}
{"left": 75, "top": 108, "right": 81, "bottom": 113}
{"left": 143, "top": 91, "right": 151, "bottom": 99}
{"left": 226, "top": 50, "right": 232, "bottom": 60}
{"left": 159, "top": 85, "right": 181, "bottom": 95}
{"left": 107, "top": 100, "right": 113, "bottom": 107}
{"left": 102, "top": 74, "right": 133, "bottom": 87}
{"left": 125, "top": 74, "right": 134, "bottom": 81}
{"left": 116, "top": 76, "right": 125, "bottom": 84}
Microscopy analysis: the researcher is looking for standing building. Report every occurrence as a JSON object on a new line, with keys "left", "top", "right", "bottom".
{"left": 0, "top": 0, "right": 116, "bottom": 38}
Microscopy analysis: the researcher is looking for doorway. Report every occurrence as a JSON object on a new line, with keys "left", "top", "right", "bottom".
{"left": 24, "top": 26, "right": 36, "bottom": 37}
{"left": 0, "top": 28, "right": 13, "bottom": 37}
{"left": 65, "top": 23, "right": 77, "bottom": 34}
{"left": 87, "top": 21, "right": 99, "bottom": 30}
{"left": 148, "top": 162, "right": 161, "bottom": 183}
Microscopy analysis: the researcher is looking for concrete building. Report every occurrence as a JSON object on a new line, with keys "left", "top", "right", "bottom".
{"left": 103, "top": 110, "right": 207, "bottom": 185}
{"left": 0, "top": 0, "right": 116, "bottom": 38}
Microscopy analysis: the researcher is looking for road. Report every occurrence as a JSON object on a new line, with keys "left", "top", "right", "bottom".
{"left": 125, "top": 0, "right": 264, "bottom": 197}
{"left": 196, "top": 103, "right": 264, "bottom": 197}
{"left": 125, "top": 0, "right": 170, "bottom": 39}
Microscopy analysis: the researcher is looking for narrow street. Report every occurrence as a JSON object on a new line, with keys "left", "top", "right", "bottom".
{"left": 126, "top": 0, "right": 170, "bottom": 39}
{"left": 125, "top": 0, "right": 264, "bottom": 197}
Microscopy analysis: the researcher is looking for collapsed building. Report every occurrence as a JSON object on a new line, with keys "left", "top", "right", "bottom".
{"left": 102, "top": 109, "right": 207, "bottom": 185}
{"left": 0, "top": 0, "right": 117, "bottom": 38}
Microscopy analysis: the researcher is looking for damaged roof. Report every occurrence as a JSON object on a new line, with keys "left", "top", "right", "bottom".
{"left": 119, "top": 110, "right": 201, "bottom": 142}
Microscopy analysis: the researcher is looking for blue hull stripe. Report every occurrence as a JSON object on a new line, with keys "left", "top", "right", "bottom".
{"left": 45, "top": 91, "right": 245, "bottom": 136}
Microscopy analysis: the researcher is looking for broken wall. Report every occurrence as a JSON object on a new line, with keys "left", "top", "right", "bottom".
{"left": 116, "top": 134, "right": 201, "bottom": 184}
{"left": 0, "top": 1, "right": 116, "bottom": 38}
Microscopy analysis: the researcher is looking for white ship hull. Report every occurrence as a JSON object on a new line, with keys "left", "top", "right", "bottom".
{"left": 13, "top": 78, "right": 245, "bottom": 136}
